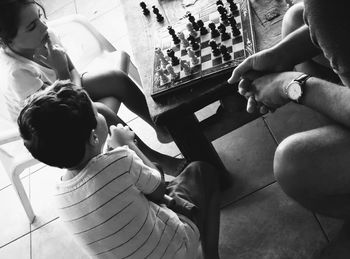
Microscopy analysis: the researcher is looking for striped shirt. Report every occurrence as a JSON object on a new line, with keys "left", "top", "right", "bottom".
{"left": 55, "top": 146, "right": 200, "bottom": 259}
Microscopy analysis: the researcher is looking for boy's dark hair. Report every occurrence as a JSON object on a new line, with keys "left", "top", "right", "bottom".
{"left": 0, "top": 0, "right": 47, "bottom": 47}
{"left": 17, "top": 81, "right": 97, "bottom": 169}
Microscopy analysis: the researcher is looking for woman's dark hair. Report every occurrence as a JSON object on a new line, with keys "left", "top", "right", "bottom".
{"left": 17, "top": 81, "right": 98, "bottom": 169}
{"left": 0, "top": 0, "right": 47, "bottom": 47}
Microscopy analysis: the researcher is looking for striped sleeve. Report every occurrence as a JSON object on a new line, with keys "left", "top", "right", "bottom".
{"left": 126, "top": 148, "right": 162, "bottom": 194}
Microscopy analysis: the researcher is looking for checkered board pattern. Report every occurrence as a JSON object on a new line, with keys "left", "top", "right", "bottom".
{"left": 151, "top": 0, "right": 256, "bottom": 100}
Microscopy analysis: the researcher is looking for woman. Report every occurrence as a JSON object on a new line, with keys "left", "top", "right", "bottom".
{"left": 0, "top": 0, "right": 171, "bottom": 143}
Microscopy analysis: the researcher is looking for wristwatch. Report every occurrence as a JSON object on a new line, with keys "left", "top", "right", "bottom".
{"left": 284, "top": 74, "right": 311, "bottom": 103}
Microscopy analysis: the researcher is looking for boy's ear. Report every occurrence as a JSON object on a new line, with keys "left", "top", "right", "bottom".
{"left": 89, "top": 129, "right": 99, "bottom": 146}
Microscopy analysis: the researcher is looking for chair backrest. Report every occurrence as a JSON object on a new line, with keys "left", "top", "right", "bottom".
{"left": 48, "top": 15, "right": 117, "bottom": 72}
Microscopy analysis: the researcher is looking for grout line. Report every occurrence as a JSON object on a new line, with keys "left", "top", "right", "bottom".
{"left": 30, "top": 217, "right": 59, "bottom": 235}
{"left": 73, "top": 0, "right": 78, "bottom": 14}
{"left": 313, "top": 213, "right": 331, "bottom": 243}
{"left": 262, "top": 116, "right": 280, "bottom": 145}
{"left": 220, "top": 180, "right": 277, "bottom": 209}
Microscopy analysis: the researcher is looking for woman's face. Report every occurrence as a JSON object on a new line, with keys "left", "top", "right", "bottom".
{"left": 10, "top": 3, "right": 48, "bottom": 51}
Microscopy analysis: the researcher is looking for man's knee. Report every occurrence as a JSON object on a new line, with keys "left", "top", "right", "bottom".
{"left": 282, "top": 2, "right": 305, "bottom": 38}
{"left": 274, "top": 134, "right": 312, "bottom": 199}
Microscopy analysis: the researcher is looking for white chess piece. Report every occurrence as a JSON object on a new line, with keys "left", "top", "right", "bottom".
{"left": 186, "top": 23, "right": 198, "bottom": 38}
{"left": 177, "top": 31, "right": 190, "bottom": 48}
{"left": 166, "top": 64, "right": 178, "bottom": 79}
{"left": 180, "top": 60, "right": 191, "bottom": 75}
{"left": 186, "top": 47, "right": 199, "bottom": 65}
{"left": 157, "top": 67, "right": 169, "bottom": 83}
{"left": 155, "top": 47, "right": 169, "bottom": 68}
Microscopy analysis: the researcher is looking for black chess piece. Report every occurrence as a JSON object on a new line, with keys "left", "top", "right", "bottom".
{"left": 216, "top": 0, "right": 224, "bottom": 6}
{"left": 167, "top": 49, "right": 180, "bottom": 66}
{"left": 167, "top": 26, "right": 180, "bottom": 45}
{"left": 218, "top": 23, "right": 231, "bottom": 41}
{"left": 217, "top": 6, "right": 229, "bottom": 24}
{"left": 209, "top": 39, "right": 221, "bottom": 56}
{"left": 220, "top": 45, "right": 231, "bottom": 61}
{"left": 208, "top": 22, "right": 220, "bottom": 38}
{"left": 231, "top": 23, "right": 241, "bottom": 37}
{"left": 197, "top": 19, "right": 209, "bottom": 35}
{"left": 227, "top": 0, "right": 238, "bottom": 13}
{"left": 140, "top": 2, "right": 150, "bottom": 16}
{"left": 188, "top": 15, "right": 199, "bottom": 31}
{"left": 152, "top": 6, "right": 164, "bottom": 22}
{"left": 187, "top": 35, "right": 200, "bottom": 51}
{"left": 228, "top": 14, "right": 237, "bottom": 27}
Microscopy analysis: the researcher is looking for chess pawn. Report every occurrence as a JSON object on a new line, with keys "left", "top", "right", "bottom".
{"left": 186, "top": 46, "right": 199, "bottom": 65}
{"left": 197, "top": 19, "right": 209, "bottom": 35}
{"left": 140, "top": 2, "right": 150, "bottom": 16}
{"left": 180, "top": 60, "right": 191, "bottom": 75}
{"left": 186, "top": 23, "right": 198, "bottom": 38}
{"left": 177, "top": 31, "right": 190, "bottom": 48}
{"left": 157, "top": 67, "right": 170, "bottom": 83}
{"left": 208, "top": 22, "right": 220, "bottom": 38}
{"left": 166, "top": 64, "right": 178, "bottom": 79}
{"left": 155, "top": 47, "right": 169, "bottom": 68}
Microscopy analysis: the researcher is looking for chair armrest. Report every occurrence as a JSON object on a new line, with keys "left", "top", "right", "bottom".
{"left": 0, "top": 129, "right": 21, "bottom": 145}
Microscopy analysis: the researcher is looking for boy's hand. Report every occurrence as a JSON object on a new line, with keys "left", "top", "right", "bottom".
{"left": 107, "top": 124, "right": 135, "bottom": 149}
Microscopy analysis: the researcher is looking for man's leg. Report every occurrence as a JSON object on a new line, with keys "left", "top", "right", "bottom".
{"left": 274, "top": 124, "right": 350, "bottom": 219}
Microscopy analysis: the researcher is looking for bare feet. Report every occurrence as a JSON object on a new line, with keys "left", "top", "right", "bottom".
{"left": 155, "top": 125, "right": 173, "bottom": 144}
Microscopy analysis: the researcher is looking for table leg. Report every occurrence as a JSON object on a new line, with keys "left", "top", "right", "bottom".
{"left": 165, "top": 113, "right": 232, "bottom": 188}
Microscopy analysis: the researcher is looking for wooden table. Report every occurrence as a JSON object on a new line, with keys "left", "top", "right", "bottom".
{"left": 120, "top": 0, "right": 288, "bottom": 184}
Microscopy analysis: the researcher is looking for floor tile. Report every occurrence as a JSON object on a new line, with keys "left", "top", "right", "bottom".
{"left": 29, "top": 166, "right": 64, "bottom": 231}
{"left": 90, "top": 7, "right": 128, "bottom": 47}
{"left": 316, "top": 215, "right": 344, "bottom": 241}
{"left": 31, "top": 218, "right": 89, "bottom": 259}
{"left": 117, "top": 104, "right": 138, "bottom": 124}
{"left": 0, "top": 234, "right": 30, "bottom": 259}
{"left": 75, "top": 0, "right": 121, "bottom": 21}
{"left": 213, "top": 118, "right": 277, "bottom": 206}
{"left": 0, "top": 184, "right": 30, "bottom": 247}
{"left": 40, "top": 0, "right": 74, "bottom": 16}
{"left": 128, "top": 117, "right": 181, "bottom": 157}
{"left": 264, "top": 102, "right": 330, "bottom": 144}
{"left": 0, "top": 166, "right": 10, "bottom": 191}
{"left": 46, "top": 2, "right": 77, "bottom": 21}
{"left": 219, "top": 183, "right": 327, "bottom": 259}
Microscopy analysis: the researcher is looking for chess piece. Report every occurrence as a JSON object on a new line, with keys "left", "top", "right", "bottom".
{"left": 168, "top": 26, "right": 181, "bottom": 45}
{"left": 197, "top": 19, "right": 209, "bottom": 35}
{"left": 216, "top": 0, "right": 224, "bottom": 6}
{"left": 157, "top": 67, "right": 170, "bottom": 83}
{"left": 218, "top": 23, "right": 231, "bottom": 41}
{"left": 208, "top": 22, "right": 220, "bottom": 38}
{"left": 187, "top": 35, "right": 200, "bottom": 51}
{"left": 155, "top": 47, "right": 169, "bottom": 68}
{"left": 220, "top": 44, "right": 231, "bottom": 61}
{"left": 217, "top": 5, "right": 228, "bottom": 23}
{"left": 167, "top": 49, "right": 180, "bottom": 66}
{"left": 228, "top": 14, "right": 237, "bottom": 27}
{"left": 140, "top": 2, "right": 150, "bottom": 15}
{"left": 186, "top": 23, "right": 198, "bottom": 38}
{"left": 187, "top": 12, "right": 199, "bottom": 31}
{"left": 177, "top": 31, "right": 190, "bottom": 48}
{"left": 166, "top": 64, "right": 178, "bottom": 79}
{"left": 227, "top": 0, "right": 238, "bottom": 13}
{"left": 209, "top": 39, "right": 221, "bottom": 56}
{"left": 152, "top": 6, "right": 164, "bottom": 22}
{"left": 180, "top": 60, "right": 191, "bottom": 75}
{"left": 231, "top": 23, "right": 241, "bottom": 37}
{"left": 186, "top": 47, "right": 199, "bottom": 65}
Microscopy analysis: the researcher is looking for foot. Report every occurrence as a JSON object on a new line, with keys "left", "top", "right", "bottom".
{"left": 318, "top": 221, "right": 350, "bottom": 259}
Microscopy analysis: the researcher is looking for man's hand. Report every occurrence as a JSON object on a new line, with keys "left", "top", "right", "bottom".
{"left": 106, "top": 124, "right": 135, "bottom": 149}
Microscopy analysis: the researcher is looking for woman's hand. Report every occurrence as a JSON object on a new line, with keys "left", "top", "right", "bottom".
{"left": 106, "top": 124, "right": 135, "bottom": 149}
{"left": 33, "top": 36, "right": 70, "bottom": 79}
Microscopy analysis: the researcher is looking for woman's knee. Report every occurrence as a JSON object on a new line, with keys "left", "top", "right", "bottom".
{"left": 282, "top": 2, "right": 305, "bottom": 38}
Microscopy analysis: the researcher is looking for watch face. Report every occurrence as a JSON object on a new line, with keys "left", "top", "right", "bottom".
{"left": 288, "top": 82, "right": 302, "bottom": 100}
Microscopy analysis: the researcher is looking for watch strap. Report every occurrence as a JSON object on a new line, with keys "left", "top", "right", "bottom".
{"left": 294, "top": 74, "right": 311, "bottom": 103}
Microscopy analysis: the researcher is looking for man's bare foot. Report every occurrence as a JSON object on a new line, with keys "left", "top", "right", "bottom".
{"left": 155, "top": 126, "right": 173, "bottom": 144}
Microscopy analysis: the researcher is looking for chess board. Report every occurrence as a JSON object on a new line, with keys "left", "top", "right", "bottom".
{"left": 151, "top": 0, "right": 256, "bottom": 100}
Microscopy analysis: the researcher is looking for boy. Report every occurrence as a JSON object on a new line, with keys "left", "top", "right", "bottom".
{"left": 18, "top": 80, "right": 221, "bottom": 259}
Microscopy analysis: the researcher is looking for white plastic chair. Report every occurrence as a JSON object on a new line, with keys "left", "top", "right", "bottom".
{"left": 0, "top": 14, "right": 140, "bottom": 224}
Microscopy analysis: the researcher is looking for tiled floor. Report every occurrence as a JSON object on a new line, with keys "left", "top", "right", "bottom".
{"left": 0, "top": 0, "right": 348, "bottom": 258}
